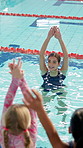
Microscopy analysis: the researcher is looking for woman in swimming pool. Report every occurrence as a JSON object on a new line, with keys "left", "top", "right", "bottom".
{"left": 40, "top": 26, "right": 68, "bottom": 92}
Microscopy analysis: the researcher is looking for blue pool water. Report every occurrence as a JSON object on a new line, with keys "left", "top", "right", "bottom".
{"left": 0, "top": 0, "right": 83, "bottom": 147}
{"left": 0, "top": 52, "right": 83, "bottom": 147}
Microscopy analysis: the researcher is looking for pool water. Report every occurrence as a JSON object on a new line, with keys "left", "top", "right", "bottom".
{"left": 0, "top": 0, "right": 83, "bottom": 147}
{"left": 0, "top": 52, "right": 83, "bottom": 147}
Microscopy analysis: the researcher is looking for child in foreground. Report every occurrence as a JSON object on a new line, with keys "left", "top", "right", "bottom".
{"left": 0, "top": 59, "right": 37, "bottom": 148}
{"left": 40, "top": 26, "right": 68, "bottom": 92}
{"left": 23, "top": 89, "right": 83, "bottom": 148}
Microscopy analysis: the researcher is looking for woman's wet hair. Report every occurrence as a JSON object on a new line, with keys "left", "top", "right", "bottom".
{"left": 48, "top": 52, "right": 61, "bottom": 63}
{"left": 76, "top": 137, "right": 83, "bottom": 148}
{"left": 70, "top": 108, "right": 83, "bottom": 147}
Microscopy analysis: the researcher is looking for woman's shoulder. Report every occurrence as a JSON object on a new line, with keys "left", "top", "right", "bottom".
{"left": 40, "top": 70, "right": 48, "bottom": 76}
{"left": 59, "top": 69, "right": 68, "bottom": 76}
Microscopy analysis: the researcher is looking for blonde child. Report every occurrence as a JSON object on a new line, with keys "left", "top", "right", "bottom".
{"left": 0, "top": 59, "right": 37, "bottom": 148}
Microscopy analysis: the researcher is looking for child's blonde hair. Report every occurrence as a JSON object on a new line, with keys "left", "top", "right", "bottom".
{"left": 3, "top": 104, "right": 32, "bottom": 148}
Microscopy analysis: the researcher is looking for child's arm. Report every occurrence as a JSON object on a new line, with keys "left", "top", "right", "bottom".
{"left": 23, "top": 89, "right": 68, "bottom": 148}
{"left": 54, "top": 26, "right": 68, "bottom": 74}
{"left": 1, "top": 59, "right": 23, "bottom": 124}
{"left": 40, "top": 27, "right": 55, "bottom": 73}
{"left": 2, "top": 77, "right": 19, "bottom": 114}
{"left": 19, "top": 78, "right": 37, "bottom": 146}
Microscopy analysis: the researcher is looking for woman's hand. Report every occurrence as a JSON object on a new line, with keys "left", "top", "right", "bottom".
{"left": 47, "top": 27, "right": 55, "bottom": 39}
{"left": 53, "top": 26, "right": 62, "bottom": 40}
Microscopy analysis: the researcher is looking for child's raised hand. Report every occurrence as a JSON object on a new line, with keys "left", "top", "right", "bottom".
{"left": 23, "top": 89, "right": 43, "bottom": 112}
{"left": 8, "top": 59, "right": 17, "bottom": 73}
{"left": 8, "top": 58, "right": 24, "bottom": 79}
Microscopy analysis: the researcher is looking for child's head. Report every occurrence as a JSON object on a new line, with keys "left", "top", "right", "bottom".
{"left": 48, "top": 53, "right": 61, "bottom": 71}
{"left": 4, "top": 104, "right": 32, "bottom": 148}
{"left": 70, "top": 108, "right": 83, "bottom": 147}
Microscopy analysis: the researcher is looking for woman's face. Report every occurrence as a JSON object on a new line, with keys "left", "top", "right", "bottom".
{"left": 48, "top": 56, "right": 60, "bottom": 71}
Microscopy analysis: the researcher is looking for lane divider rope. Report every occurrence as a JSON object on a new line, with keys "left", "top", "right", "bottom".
{"left": 0, "top": 12, "right": 83, "bottom": 20}
{"left": 0, "top": 46, "right": 83, "bottom": 59}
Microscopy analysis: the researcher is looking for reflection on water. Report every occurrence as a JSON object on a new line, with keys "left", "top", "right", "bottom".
{"left": 40, "top": 87, "right": 68, "bottom": 123}
{"left": 0, "top": 53, "right": 83, "bottom": 146}
{"left": 0, "top": 0, "right": 24, "bottom": 11}
{"left": 0, "top": 52, "right": 39, "bottom": 67}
